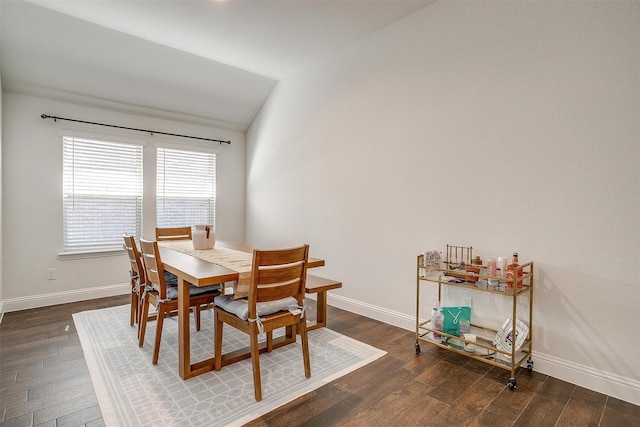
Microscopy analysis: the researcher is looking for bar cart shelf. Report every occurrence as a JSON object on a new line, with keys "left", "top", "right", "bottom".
{"left": 414, "top": 245, "right": 534, "bottom": 391}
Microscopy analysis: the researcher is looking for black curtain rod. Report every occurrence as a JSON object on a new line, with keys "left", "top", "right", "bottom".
{"left": 40, "top": 114, "right": 231, "bottom": 145}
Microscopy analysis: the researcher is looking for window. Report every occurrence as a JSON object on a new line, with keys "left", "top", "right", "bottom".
{"left": 63, "top": 136, "right": 143, "bottom": 253}
{"left": 157, "top": 147, "right": 216, "bottom": 228}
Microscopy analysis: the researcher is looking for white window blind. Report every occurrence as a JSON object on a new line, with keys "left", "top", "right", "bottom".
{"left": 157, "top": 147, "right": 216, "bottom": 228}
{"left": 63, "top": 136, "right": 143, "bottom": 253}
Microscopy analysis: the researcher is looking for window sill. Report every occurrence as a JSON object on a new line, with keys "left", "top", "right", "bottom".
{"left": 58, "top": 248, "right": 125, "bottom": 260}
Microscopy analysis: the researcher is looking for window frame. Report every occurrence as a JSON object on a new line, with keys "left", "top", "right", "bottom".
{"left": 59, "top": 129, "right": 147, "bottom": 260}
{"left": 57, "top": 129, "right": 219, "bottom": 260}
{"left": 155, "top": 141, "right": 218, "bottom": 231}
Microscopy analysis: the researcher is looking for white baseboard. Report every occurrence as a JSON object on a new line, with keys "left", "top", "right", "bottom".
{"left": 1, "top": 283, "right": 130, "bottom": 314}
{"left": 531, "top": 351, "right": 640, "bottom": 407}
{"left": 326, "top": 293, "right": 640, "bottom": 407}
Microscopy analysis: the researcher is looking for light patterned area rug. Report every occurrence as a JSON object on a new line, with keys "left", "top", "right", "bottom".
{"left": 73, "top": 305, "right": 385, "bottom": 427}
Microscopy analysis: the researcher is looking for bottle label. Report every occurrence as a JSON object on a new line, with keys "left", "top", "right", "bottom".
{"left": 507, "top": 269, "right": 523, "bottom": 288}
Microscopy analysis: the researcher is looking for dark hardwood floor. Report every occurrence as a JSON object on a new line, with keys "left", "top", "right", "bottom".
{"left": 1, "top": 295, "right": 639, "bottom": 426}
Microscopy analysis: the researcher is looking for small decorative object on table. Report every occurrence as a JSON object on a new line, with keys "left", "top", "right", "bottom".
{"left": 193, "top": 224, "right": 215, "bottom": 250}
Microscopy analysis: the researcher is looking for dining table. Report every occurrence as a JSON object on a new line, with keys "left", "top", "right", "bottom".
{"left": 158, "top": 239, "right": 325, "bottom": 380}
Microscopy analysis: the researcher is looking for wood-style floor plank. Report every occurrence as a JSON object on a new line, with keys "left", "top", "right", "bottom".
{"left": 1, "top": 295, "right": 640, "bottom": 426}
{"left": 513, "top": 395, "right": 565, "bottom": 426}
{"left": 440, "top": 375, "right": 505, "bottom": 424}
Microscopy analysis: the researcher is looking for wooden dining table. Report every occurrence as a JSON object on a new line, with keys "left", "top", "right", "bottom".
{"left": 158, "top": 240, "right": 325, "bottom": 380}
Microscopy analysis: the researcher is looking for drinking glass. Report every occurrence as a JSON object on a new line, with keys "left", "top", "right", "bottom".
{"left": 497, "top": 257, "right": 508, "bottom": 277}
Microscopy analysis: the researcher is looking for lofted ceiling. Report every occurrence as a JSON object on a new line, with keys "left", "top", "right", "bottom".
{"left": 1, "top": 0, "right": 432, "bottom": 131}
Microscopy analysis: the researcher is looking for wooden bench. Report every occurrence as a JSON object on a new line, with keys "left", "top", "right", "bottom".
{"left": 305, "top": 274, "right": 342, "bottom": 331}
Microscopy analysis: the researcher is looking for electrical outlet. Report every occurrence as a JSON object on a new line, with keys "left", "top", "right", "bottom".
{"left": 47, "top": 268, "right": 56, "bottom": 280}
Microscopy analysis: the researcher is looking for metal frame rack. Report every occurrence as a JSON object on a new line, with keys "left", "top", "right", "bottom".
{"left": 414, "top": 245, "right": 534, "bottom": 390}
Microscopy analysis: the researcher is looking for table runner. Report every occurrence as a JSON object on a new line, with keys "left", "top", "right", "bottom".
{"left": 158, "top": 240, "right": 253, "bottom": 298}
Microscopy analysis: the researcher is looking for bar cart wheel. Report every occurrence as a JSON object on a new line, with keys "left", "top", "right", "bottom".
{"left": 507, "top": 377, "right": 517, "bottom": 390}
{"left": 414, "top": 342, "right": 421, "bottom": 354}
{"left": 527, "top": 359, "right": 534, "bottom": 372}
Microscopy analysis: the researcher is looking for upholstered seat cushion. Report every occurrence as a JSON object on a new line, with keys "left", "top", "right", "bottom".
{"left": 151, "top": 281, "right": 221, "bottom": 301}
{"left": 214, "top": 295, "right": 298, "bottom": 321}
{"left": 164, "top": 271, "right": 178, "bottom": 286}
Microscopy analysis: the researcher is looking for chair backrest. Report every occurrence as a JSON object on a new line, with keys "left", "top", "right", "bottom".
{"left": 139, "top": 238, "right": 168, "bottom": 299}
{"left": 155, "top": 226, "right": 192, "bottom": 241}
{"left": 248, "top": 245, "right": 309, "bottom": 318}
{"left": 123, "top": 234, "right": 145, "bottom": 285}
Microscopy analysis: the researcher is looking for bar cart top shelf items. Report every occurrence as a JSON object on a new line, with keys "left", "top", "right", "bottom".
{"left": 415, "top": 244, "right": 534, "bottom": 391}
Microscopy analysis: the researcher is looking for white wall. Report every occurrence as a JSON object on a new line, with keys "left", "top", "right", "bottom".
{"left": 1, "top": 92, "right": 246, "bottom": 310}
{"left": 0, "top": 72, "right": 4, "bottom": 318}
{"left": 247, "top": 2, "right": 640, "bottom": 404}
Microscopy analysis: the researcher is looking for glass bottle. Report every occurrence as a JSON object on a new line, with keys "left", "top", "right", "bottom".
{"left": 431, "top": 302, "right": 444, "bottom": 342}
{"left": 507, "top": 252, "right": 522, "bottom": 288}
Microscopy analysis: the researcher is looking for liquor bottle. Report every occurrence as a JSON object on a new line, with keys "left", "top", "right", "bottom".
{"left": 506, "top": 252, "right": 523, "bottom": 288}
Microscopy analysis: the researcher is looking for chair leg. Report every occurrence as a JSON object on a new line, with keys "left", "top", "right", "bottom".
{"left": 136, "top": 290, "right": 144, "bottom": 338}
{"left": 299, "top": 318, "right": 311, "bottom": 379}
{"left": 214, "top": 310, "right": 223, "bottom": 371}
{"left": 130, "top": 292, "right": 137, "bottom": 327}
{"left": 266, "top": 331, "right": 273, "bottom": 352}
{"left": 153, "top": 305, "right": 165, "bottom": 365}
{"left": 138, "top": 297, "right": 150, "bottom": 347}
{"left": 250, "top": 327, "right": 262, "bottom": 402}
{"left": 195, "top": 305, "right": 201, "bottom": 331}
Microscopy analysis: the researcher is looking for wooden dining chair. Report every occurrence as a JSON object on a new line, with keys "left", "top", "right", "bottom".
{"left": 214, "top": 244, "right": 311, "bottom": 401}
{"left": 156, "top": 226, "right": 213, "bottom": 313}
{"left": 138, "top": 238, "right": 222, "bottom": 364}
{"left": 155, "top": 226, "right": 192, "bottom": 241}
{"left": 123, "top": 234, "right": 145, "bottom": 331}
